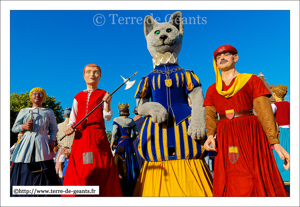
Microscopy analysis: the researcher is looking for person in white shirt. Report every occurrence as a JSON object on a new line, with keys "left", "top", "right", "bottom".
{"left": 58, "top": 146, "right": 70, "bottom": 183}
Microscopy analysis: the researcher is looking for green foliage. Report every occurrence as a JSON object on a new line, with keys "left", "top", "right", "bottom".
{"left": 42, "top": 95, "right": 64, "bottom": 123}
{"left": 106, "top": 130, "right": 112, "bottom": 143}
{"left": 10, "top": 92, "right": 64, "bottom": 144}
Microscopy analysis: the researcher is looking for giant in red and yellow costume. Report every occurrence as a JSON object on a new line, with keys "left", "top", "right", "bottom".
{"left": 203, "top": 45, "right": 289, "bottom": 197}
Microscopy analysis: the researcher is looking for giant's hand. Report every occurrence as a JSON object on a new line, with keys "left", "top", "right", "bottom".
{"left": 187, "top": 87, "right": 206, "bottom": 140}
{"left": 103, "top": 92, "right": 112, "bottom": 104}
{"left": 59, "top": 171, "right": 63, "bottom": 179}
{"left": 64, "top": 125, "right": 75, "bottom": 136}
{"left": 188, "top": 119, "right": 206, "bottom": 140}
{"left": 138, "top": 102, "right": 168, "bottom": 123}
{"left": 273, "top": 144, "right": 290, "bottom": 170}
{"left": 22, "top": 120, "right": 33, "bottom": 131}
{"left": 204, "top": 135, "right": 216, "bottom": 151}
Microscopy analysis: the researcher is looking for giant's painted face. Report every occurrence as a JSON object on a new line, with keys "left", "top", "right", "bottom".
{"left": 144, "top": 11, "right": 184, "bottom": 57}
{"left": 216, "top": 52, "right": 238, "bottom": 71}
{"left": 31, "top": 91, "right": 45, "bottom": 106}
{"left": 84, "top": 66, "right": 101, "bottom": 86}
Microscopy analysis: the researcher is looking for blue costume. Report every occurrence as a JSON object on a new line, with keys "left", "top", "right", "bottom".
{"left": 132, "top": 116, "right": 145, "bottom": 171}
{"left": 112, "top": 117, "right": 139, "bottom": 196}
{"left": 135, "top": 65, "right": 203, "bottom": 161}
{"left": 133, "top": 64, "right": 213, "bottom": 196}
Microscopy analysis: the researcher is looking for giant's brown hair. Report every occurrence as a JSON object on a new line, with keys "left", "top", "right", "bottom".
{"left": 272, "top": 84, "right": 288, "bottom": 99}
{"left": 83, "top": 64, "right": 101, "bottom": 75}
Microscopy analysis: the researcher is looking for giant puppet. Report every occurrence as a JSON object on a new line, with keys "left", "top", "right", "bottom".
{"left": 203, "top": 44, "right": 290, "bottom": 197}
{"left": 133, "top": 11, "right": 213, "bottom": 196}
{"left": 63, "top": 64, "right": 122, "bottom": 196}
{"left": 10, "top": 87, "right": 59, "bottom": 196}
{"left": 111, "top": 103, "right": 139, "bottom": 196}
{"left": 271, "top": 85, "right": 290, "bottom": 182}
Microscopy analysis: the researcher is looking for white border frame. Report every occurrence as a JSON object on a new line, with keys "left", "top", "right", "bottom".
{"left": 1, "top": 1, "right": 299, "bottom": 206}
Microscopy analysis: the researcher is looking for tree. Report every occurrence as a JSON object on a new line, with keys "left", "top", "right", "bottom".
{"left": 10, "top": 92, "right": 64, "bottom": 145}
{"left": 106, "top": 130, "right": 112, "bottom": 143}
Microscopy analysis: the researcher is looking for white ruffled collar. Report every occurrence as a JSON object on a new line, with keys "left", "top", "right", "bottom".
{"left": 25, "top": 107, "right": 47, "bottom": 110}
{"left": 83, "top": 88, "right": 98, "bottom": 93}
{"left": 152, "top": 52, "right": 179, "bottom": 68}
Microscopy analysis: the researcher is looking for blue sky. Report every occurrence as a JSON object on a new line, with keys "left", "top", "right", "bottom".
{"left": 10, "top": 10, "right": 290, "bottom": 132}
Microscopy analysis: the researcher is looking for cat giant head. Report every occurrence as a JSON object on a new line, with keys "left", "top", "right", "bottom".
{"left": 144, "top": 11, "right": 184, "bottom": 57}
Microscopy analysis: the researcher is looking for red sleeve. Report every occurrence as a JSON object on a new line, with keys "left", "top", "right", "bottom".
{"left": 203, "top": 84, "right": 215, "bottom": 106}
{"left": 251, "top": 75, "right": 272, "bottom": 100}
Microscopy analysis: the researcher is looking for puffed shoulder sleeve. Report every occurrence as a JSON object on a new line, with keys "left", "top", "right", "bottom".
{"left": 184, "top": 70, "right": 202, "bottom": 94}
{"left": 251, "top": 75, "right": 272, "bottom": 100}
{"left": 12, "top": 109, "right": 26, "bottom": 133}
{"left": 48, "top": 109, "right": 58, "bottom": 142}
{"left": 134, "top": 77, "right": 151, "bottom": 99}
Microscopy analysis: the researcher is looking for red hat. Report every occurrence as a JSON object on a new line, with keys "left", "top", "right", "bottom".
{"left": 214, "top": 44, "right": 238, "bottom": 58}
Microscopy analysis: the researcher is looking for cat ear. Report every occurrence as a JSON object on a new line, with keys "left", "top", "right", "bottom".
{"left": 144, "top": 15, "right": 158, "bottom": 37}
{"left": 168, "top": 11, "right": 184, "bottom": 36}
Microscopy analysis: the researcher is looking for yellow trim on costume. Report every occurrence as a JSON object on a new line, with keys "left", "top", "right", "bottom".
{"left": 155, "top": 123, "right": 162, "bottom": 161}
{"left": 158, "top": 74, "right": 161, "bottom": 89}
{"left": 162, "top": 123, "right": 168, "bottom": 160}
{"left": 192, "top": 139, "right": 198, "bottom": 159}
{"left": 213, "top": 58, "right": 252, "bottom": 98}
{"left": 138, "top": 117, "right": 147, "bottom": 160}
{"left": 229, "top": 146, "right": 238, "bottom": 153}
{"left": 134, "top": 77, "right": 149, "bottom": 98}
{"left": 182, "top": 121, "right": 189, "bottom": 159}
{"left": 152, "top": 76, "right": 155, "bottom": 91}
{"left": 192, "top": 73, "right": 200, "bottom": 86}
{"left": 181, "top": 73, "right": 184, "bottom": 87}
{"left": 31, "top": 169, "right": 42, "bottom": 173}
{"left": 174, "top": 122, "right": 181, "bottom": 160}
{"left": 139, "top": 77, "right": 149, "bottom": 98}
{"left": 134, "top": 79, "right": 142, "bottom": 98}
{"left": 185, "top": 71, "right": 194, "bottom": 91}
{"left": 147, "top": 117, "right": 154, "bottom": 161}
{"left": 176, "top": 73, "right": 179, "bottom": 88}
{"left": 225, "top": 109, "right": 234, "bottom": 114}
{"left": 201, "top": 145, "right": 206, "bottom": 155}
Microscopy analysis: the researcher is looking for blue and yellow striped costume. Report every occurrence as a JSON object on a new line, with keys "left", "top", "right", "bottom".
{"left": 135, "top": 65, "right": 203, "bottom": 162}
{"left": 133, "top": 64, "right": 213, "bottom": 197}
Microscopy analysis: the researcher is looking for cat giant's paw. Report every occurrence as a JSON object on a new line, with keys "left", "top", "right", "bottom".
{"left": 138, "top": 102, "right": 168, "bottom": 123}
{"left": 187, "top": 117, "right": 206, "bottom": 140}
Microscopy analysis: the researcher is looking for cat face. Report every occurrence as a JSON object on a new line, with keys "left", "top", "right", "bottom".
{"left": 144, "top": 12, "right": 184, "bottom": 57}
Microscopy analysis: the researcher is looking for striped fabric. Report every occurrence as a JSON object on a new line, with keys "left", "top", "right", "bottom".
{"left": 135, "top": 65, "right": 203, "bottom": 161}
{"left": 138, "top": 116, "right": 203, "bottom": 162}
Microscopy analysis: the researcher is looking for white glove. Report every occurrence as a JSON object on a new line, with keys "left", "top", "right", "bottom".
{"left": 59, "top": 171, "right": 63, "bottom": 178}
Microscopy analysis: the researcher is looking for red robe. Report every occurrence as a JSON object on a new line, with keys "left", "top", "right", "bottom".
{"left": 203, "top": 75, "right": 288, "bottom": 197}
{"left": 62, "top": 89, "right": 122, "bottom": 196}
{"left": 274, "top": 101, "right": 290, "bottom": 126}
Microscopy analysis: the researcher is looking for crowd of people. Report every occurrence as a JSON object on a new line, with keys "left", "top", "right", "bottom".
{"left": 10, "top": 45, "right": 290, "bottom": 197}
